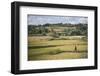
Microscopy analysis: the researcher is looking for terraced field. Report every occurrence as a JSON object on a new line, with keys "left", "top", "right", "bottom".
{"left": 28, "top": 36, "right": 88, "bottom": 61}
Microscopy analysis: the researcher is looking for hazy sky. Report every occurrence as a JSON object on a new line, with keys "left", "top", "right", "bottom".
{"left": 28, "top": 15, "right": 88, "bottom": 25}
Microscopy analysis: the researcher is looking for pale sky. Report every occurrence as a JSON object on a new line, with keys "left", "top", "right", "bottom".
{"left": 28, "top": 15, "right": 88, "bottom": 25}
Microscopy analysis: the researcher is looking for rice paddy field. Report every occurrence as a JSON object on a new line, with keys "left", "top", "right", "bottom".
{"left": 28, "top": 36, "right": 88, "bottom": 61}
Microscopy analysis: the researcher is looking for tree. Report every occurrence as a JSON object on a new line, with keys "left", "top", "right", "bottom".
{"left": 70, "top": 30, "right": 82, "bottom": 36}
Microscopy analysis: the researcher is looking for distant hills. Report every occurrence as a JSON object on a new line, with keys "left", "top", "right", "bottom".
{"left": 28, "top": 23, "right": 88, "bottom": 37}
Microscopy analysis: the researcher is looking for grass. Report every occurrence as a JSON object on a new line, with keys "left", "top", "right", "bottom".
{"left": 28, "top": 36, "right": 88, "bottom": 61}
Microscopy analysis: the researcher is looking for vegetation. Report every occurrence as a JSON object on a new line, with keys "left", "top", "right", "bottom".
{"left": 28, "top": 23, "right": 88, "bottom": 61}
{"left": 28, "top": 23, "right": 87, "bottom": 37}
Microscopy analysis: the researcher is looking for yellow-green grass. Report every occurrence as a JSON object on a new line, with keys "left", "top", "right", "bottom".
{"left": 28, "top": 36, "right": 88, "bottom": 61}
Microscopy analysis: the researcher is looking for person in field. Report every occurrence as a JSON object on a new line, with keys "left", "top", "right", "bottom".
{"left": 75, "top": 45, "right": 77, "bottom": 52}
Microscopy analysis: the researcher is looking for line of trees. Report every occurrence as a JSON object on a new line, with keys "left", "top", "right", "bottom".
{"left": 28, "top": 23, "right": 87, "bottom": 37}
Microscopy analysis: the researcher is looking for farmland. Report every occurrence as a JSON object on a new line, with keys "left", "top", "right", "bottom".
{"left": 28, "top": 17, "right": 88, "bottom": 61}
{"left": 28, "top": 36, "right": 88, "bottom": 61}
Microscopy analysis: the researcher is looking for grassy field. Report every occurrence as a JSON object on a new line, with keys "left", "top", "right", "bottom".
{"left": 28, "top": 36, "right": 88, "bottom": 61}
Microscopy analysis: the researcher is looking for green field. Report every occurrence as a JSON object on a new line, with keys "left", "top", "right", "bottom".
{"left": 28, "top": 36, "right": 88, "bottom": 61}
